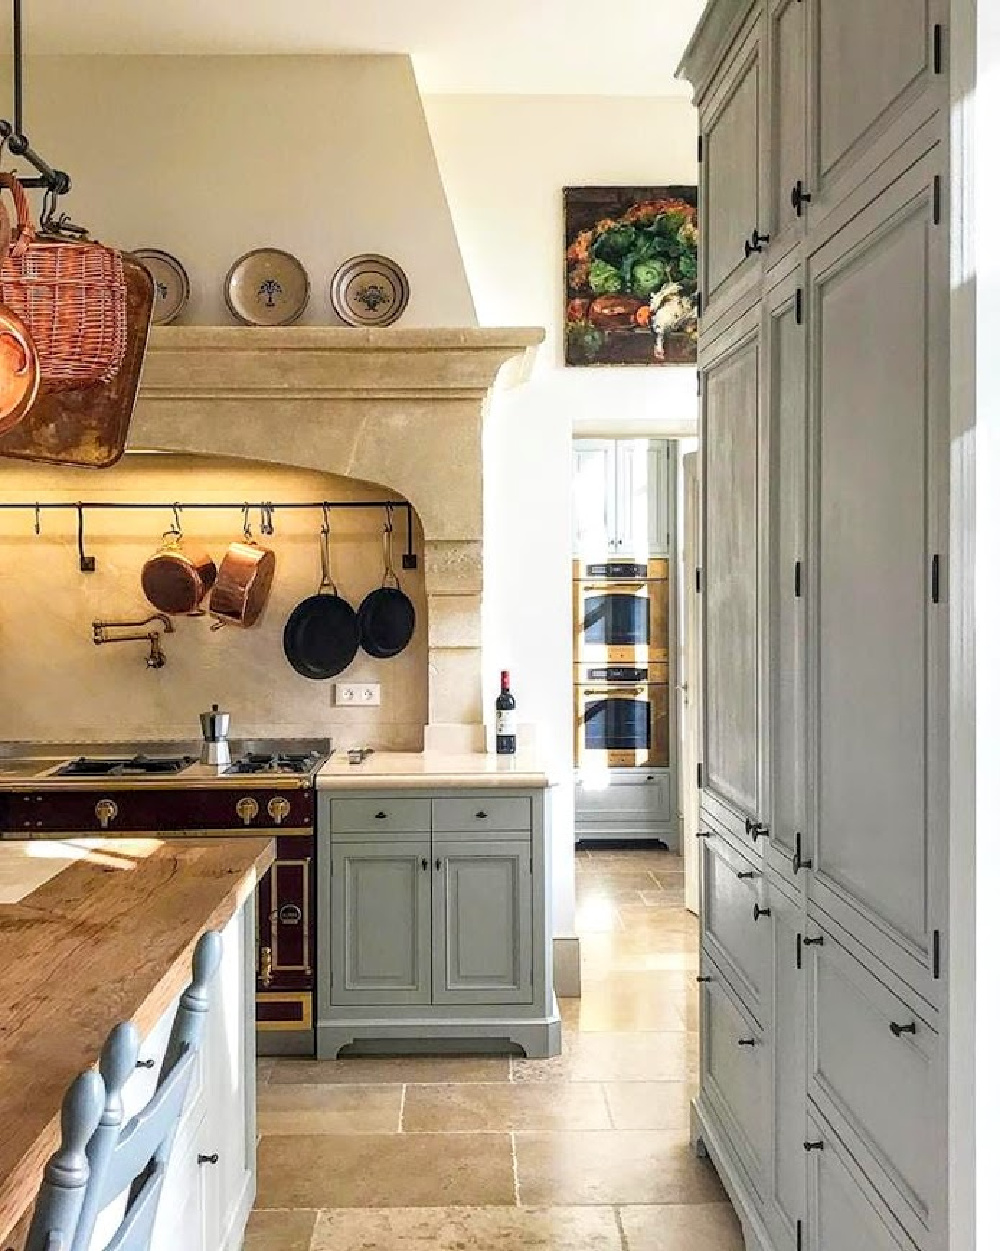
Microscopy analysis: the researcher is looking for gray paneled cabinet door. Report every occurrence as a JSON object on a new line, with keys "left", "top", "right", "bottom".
{"left": 332, "top": 841, "right": 432, "bottom": 1005}
{"left": 766, "top": 0, "right": 808, "bottom": 263}
{"left": 702, "top": 309, "right": 762, "bottom": 824}
{"left": 433, "top": 839, "right": 533, "bottom": 1005}
{"left": 808, "top": 150, "right": 948, "bottom": 1000}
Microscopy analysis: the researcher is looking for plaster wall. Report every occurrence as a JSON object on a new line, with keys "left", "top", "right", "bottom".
{"left": 424, "top": 93, "right": 700, "bottom": 936}
{"left": 0, "top": 456, "right": 428, "bottom": 746}
{"left": 1, "top": 55, "right": 475, "bottom": 327}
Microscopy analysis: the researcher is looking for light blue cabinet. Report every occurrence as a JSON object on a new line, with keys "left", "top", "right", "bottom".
{"left": 317, "top": 785, "right": 559, "bottom": 1059}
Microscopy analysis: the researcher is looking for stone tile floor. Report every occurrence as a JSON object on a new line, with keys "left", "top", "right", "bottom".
{"left": 246, "top": 844, "right": 745, "bottom": 1250}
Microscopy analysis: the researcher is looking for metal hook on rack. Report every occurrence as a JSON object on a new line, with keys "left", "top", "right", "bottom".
{"left": 76, "top": 503, "right": 95, "bottom": 572}
{"left": 401, "top": 503, "right": 417, "bottom": 571}
{"left": 320, "top": 502, "right": 331, "bottom": 536}
{"left": 33, "top": 502, "right": 40, "bottom": 536}
{"left": 171, "top": 502, "right": 182, "bottom": 535}
{"left": 242, "top": 502, "right": 252, "bottom": 542}
{"left": 260, "top": 502, "right": 275, "bottom": 536}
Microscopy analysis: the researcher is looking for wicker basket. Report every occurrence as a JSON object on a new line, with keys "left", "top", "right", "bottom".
{"left": 0, "top": 172, "right": 127, "bottom": 391}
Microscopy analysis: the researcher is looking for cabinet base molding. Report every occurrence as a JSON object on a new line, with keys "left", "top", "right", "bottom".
{"left": 553, "top": 936, "right": 582, "bottom": 998}
{"left": 317, "top": 1013, "right": 562, "bottom": 1060}
{"left": 691, "top": 1096, "right": 776, "bottom": 1251}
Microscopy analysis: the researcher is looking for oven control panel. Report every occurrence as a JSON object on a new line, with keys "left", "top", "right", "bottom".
{"left": 584, "top": 561, "right": 648, "bottom": 579}
{"left": 583, "top": 666, "right": 649, "bottom": 683}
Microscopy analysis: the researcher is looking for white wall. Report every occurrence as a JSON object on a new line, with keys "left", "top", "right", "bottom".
{"left": 4, "top": 55, "right": 474, "bottom": 326}
{"left": 424, "top": 94, "right": 700, "bottom": 937}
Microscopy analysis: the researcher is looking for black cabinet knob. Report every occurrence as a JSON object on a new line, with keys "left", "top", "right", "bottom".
{"left": 421, "top": 857, "right": 429, "bottom": 871}
{"left": 737, "top": 871, "right": 756, "bottom": 881}
{"left": 791, "top": 180, "right": 812, "bottom": 215}
{"left": 744, "top": 228, "right": 770, "bottom": 256}
{"left": 695, "top": 975, "right": 712, "bottom": 984}
{"left": 476, "top": 810, "right": 488, "bottom": 819}
{"left": 135, "top": 1059, "right": 156, "bottom": 1069}
{"left": 793, "top": 831, "right": 813, "bottom": 874}
{"left": 753, "top": 904, "right": 771, "bottom": 922}
{"left": 802, "top": 936, "right": 824, "bottom": 948}
{"left": 374, "top": 811, "right": 387, "bottom": 820}
{"left": 435, "top": 858, "right": 443, "bottom": 870}
{"left": 695, "top": 830, "right": 712, "bottom": 840}
{"left": 198, "top": 1153, "right": 219, "bottom": 1165}
{"left": 737, "top": 1037, "right": 756, "bottom": 1048}
{"left": 803, "top": 1141, "right": 824, "bottom": 1153}
{"left": 890, "top": 1020, "right": 917, "bottom": 1038}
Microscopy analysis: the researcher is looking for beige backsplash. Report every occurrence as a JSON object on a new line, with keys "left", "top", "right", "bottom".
{"left": 0, "top": 454, "right": 428, "bottom": 747}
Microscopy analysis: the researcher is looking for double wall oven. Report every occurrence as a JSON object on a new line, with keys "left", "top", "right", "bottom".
{"left": 0, "top": 741, "right": 327, "bottom": 1056}
{"left": 573, "top": 558, "right": 670, "bottom": 768}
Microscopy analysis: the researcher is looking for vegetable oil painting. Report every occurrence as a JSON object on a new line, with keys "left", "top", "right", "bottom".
{"left": 564, "top": 185, "right": 698, "bottom": 367}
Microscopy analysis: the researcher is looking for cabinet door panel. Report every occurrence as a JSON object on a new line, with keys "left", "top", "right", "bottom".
{"left": 768, "top": 0, "right": 808, "bottom": 254}
{"left": 332, "top": 841, "right": 431, "bottom": 1005}
{"left": 812, "top": 179, "right": 939, "bottom": 961}
{"left": 433, "top": 839, "right": 533, "bottom": 1005}
{"left": 704, "top": 31, "right": 763, "bottom": 309}
{"left": 815, "top": 0, "right": 934, "bottom": 193}
{"left": 768, "top": 279, "right": 807, "bottom": 878}
{"left": 573, "top": 440, "right": 617, "bottom": 555}
{"left": 701, "top": 835, "right": 766, "bottom": 1013}
{"left": 703, "top": 326, "right": 761, "bottom": 817}
{"left": 616, "top": 439, "right": 672, "bottom": 558}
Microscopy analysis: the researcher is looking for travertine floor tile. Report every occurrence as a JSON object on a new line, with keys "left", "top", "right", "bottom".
{"left": 620, "top": 1202, "right": 745, "bottom": 1250}
{"left": 269, "top": 1054, "right": 510, "bottom": 1086}
{"left": 257, "top": 1132, "right": 516, "bottom": 1209}
{"left": 310, "top": 1205, "right": 623, "bottom": 1250}
{"left": 603, "top": 1081, "right": 694, "bottom": 1130}
{"left": 514, "top": 1130, "right": 727, "bottom": 1206}
{"left": 242, "top": 1208, "right": 317, "bottom": 1250}
{"left": 575, "top": 975, "right": 688, "bottom": 1032}
{"left": 256, "top": 1059, "right": 275, "bottom": 1087}
{"left": 512, "top": 1031, "right": 689, "bottom": 1083}
{"left": 402, "top": 1081, "right": 611, "bottom": 1132}
{"left": 257, "top": 1083, "right": 402, "bottom": 1135}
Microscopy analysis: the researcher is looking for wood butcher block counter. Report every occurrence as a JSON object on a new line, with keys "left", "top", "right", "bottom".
{"left": 0, "top": 836, "right": 274, "bottom": 1246}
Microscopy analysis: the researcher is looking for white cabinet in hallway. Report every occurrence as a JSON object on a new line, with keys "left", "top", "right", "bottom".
{"left": 681, "top": 0, "right": 951, "bottom": 1248}
{"left": 572, "top": 438, "right": 673, "bottom": 558}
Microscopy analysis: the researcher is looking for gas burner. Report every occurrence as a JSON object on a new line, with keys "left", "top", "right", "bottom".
{"left": 54, "top": 754, "right": 197, "bottom": 778}
{"left": 224, "top": 751, "right": 324, "bottom": 777}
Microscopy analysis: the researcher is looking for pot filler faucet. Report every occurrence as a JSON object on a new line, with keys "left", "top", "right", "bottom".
{"left": 92, "top": 613, "right": 175, "bottom": 668}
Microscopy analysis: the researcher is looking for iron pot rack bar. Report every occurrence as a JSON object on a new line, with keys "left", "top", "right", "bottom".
{"left": 0, "top": 499, "right": 418, "bottom": 573}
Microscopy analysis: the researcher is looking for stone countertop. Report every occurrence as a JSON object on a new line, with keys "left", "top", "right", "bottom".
{"left": 316, "top": 752, "right": 552, "bottom": 790}
{"left": 0, "top": 836, "right": 274, "bottom": 1245}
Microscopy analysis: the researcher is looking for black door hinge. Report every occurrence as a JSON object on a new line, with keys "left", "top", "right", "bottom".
{"left": 932, "top": 554, "right": 941, "bottom": 603}
{"left": 796, "top": 933, "right": 803, "bottom": 970}
{"left": 933, "top": 24, "right": 944, "bottom": 74}
{"left": 933, "top": 929, "right": 941, "bottom": 979}
{"left": 695, "top": 566, "right": 702, "bottom": 594}
{"left": 696, "top": 762, "right": 703, "bottom": 789}
{"left": 795, "top": 287, "right": 803, "bottom": 325}
{"left": 797, "top": 1219, "right": 803, "bottom": 1251}
{"left": 697, "top": 134, "right": 704, "bottom": 163}
{"left": 794, "top": 560, "right": 803, "bottom": 598}
{"left": 933, "top": 175, "right": 942, "bottom": 225}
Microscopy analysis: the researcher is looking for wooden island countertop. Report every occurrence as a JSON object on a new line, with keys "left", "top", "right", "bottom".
{"left": 0, "top": 836, "right": 274, "bottom": 1245}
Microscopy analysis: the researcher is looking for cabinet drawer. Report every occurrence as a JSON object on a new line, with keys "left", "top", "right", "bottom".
{"left": 701, "top": 963, "right": 766, "bottom": 1198}
{"left": 807, "top": 1111, "right": 922, "bottom": 1251}
{"left": 329, "top": 797, "right": 431, "bottom": 835}
{"left": 575, "top": 772, "right": 669, "bottom": 823}
{"left": 432, "top": 796, "right": 531, "bottom": 834}
{"left": 701, "top": 833, "right": 766, "bottom": 1013}
{"left": 807, "top": 925, "right": 937, "bottom": 1231}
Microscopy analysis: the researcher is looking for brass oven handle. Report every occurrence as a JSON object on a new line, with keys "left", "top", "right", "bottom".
{"left": 267, "top": 796, "right": 291, "bottom": 825}
{"left": 259, "top": 944, "right": 273, "bottom": 987}
{"left": 583, "top": 686, "right": 647, "bottom": 696}
{"left": 236, "top": 796, "right": 259, "bottom": 826}
{"left": 95, "top": 798, "right": 118, "bottom": 830}
{"left": 580, "top": 580, "right": 652, "bottom": 590}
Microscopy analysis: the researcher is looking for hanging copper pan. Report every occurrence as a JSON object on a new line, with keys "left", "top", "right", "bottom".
{"left": 0, "top": 302, "right": 41, "bottom": 437}
{"left": 209, "top": 511, "right": 276, "bottom": 629}
{"left": 142, "top": 523, "right": 218, "bottom": 616}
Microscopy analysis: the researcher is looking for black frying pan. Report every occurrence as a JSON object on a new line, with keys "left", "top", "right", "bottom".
{"left": 283, "top": 524, "right": 360, "bottom": 678}
{"left": 358, "top": 519, "right": 416, "bottom": 659}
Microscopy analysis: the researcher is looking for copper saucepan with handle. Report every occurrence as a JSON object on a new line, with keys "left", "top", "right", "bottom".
{"left": 141, "top": 508, "right": 218, "bottom": 615}
{"left": 209, "top": 506, "right": 276, "bottom": 629}
{"left": 0, "top": 196, "right": 41, "bottom": 437}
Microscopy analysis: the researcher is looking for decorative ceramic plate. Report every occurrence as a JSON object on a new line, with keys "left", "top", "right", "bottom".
{"left": 225, "top": 248, "right": 310, "bottom": 326}
{"left": 330, "top": 254, "right": 409, "bottom": 327}
{"left": 132, "top": 248, "right": 190, "bottom": 325}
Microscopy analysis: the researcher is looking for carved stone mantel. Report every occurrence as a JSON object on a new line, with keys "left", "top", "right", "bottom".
{"left": 130, "top": 325, "right": 544, "bottom": 748}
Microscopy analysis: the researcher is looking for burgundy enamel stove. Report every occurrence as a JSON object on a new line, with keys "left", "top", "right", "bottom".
{"left": 0, "top": 739, "right": 329, "bottom": 1056}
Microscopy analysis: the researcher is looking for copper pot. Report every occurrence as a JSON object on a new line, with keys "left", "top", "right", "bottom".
{"left": 142, "top": 529, "right": 218, "bottom": 615}
{"left": 0, "top": 301, "right": 41, "bottom": 437}
{"left": 209, "top": 539, "right": 276, "bottom": 628}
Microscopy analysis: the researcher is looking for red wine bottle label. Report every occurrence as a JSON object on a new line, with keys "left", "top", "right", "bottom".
{"left": 496, "top": 711, "right": 517, "bottom": 736}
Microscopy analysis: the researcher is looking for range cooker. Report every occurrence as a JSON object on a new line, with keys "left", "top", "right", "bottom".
{"left": 0, "top": 739, "right": 329, "bottom": 1057}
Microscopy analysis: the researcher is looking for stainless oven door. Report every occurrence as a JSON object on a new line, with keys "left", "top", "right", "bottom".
{"left": 574, "top": 680, "right": 669, "bottom": 767}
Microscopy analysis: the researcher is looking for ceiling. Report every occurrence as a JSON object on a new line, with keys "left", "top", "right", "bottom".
{"left": 6, "top": 0, "right": 704, "bottom": 96}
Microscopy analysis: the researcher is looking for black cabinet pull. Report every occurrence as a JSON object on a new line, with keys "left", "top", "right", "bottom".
{"left": 198, "top": 1153, "right": 219, "bottom": 1165}
{"left": 890, "top": 1020, "right": 917, "bottom": 1038}
{"left": 374, "top": 811, "right": 387, "bottom": 820}
{"left": 745, "top": 815, "right": 769, "bottom": 842}
{"left": 695, "top": 975, "right": 712, "bottom": 983}
{"left": 737, "top": 1037, "right": 756, "bottom": 1048}
{"left": 791, "top": 180, "right": 812, "bottom": 216}
{"left": 802, "top": 936, "right": 824, "bottom": 948}
{"left": 744, "top": 228, "right": 770, "bottom": 257}
{"left": 135, "top": 1058, "right": 156, "bottom": 1069}
{"left": 695, "top": 830, "right": 712, "bottom": 840}
{"left": 475, "top": 810, "right": 488, "bottom": 819}
{"left": 435, "top": 858, "right": 442, "bottom": 870}
{"left": 793, "top": 831, "right": 813, "bottom": 874}
{"left": 753, "top": 904, "right": 771, "bottom": 922}
{"left": 803, "top": 1141, "right": 824, "bottom": 1153}
{"left": 421, "top": 857, "right": 429, "bottom": 871}
{"left": 737, "top": 870, "right": 756, "bottom": 880}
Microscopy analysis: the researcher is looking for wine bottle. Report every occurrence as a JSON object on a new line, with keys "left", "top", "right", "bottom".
{"left": 495, "top": 670, "right": 517, "bottom": 755}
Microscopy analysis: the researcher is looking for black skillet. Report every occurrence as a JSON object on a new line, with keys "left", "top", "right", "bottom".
{"left": 283, "top": 520, "right": 360, "bottom": 678}
{"left": 358, "top": 516, "right": 416, "bottom": 659}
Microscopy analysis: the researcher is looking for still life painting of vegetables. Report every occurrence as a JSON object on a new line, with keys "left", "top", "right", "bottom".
{"left": 564, "top": 185, "right": 698, "bottom": 367}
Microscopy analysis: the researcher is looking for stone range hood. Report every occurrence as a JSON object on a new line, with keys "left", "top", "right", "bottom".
{"left": 129, "top": 325, "right": 544, "bottom": 751}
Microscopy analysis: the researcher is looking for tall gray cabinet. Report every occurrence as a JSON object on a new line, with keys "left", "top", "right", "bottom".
{"left": 681, "top": 3, "right": 949, "bottom": 1249}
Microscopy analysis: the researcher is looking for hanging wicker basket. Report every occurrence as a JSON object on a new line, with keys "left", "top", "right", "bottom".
{"left": 0, "top": 172, "right": 127, "bottom": 391}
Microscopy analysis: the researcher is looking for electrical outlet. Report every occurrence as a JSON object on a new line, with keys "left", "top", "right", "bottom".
{"left": 334, "top": 682, "right": 381, "bottom": 707}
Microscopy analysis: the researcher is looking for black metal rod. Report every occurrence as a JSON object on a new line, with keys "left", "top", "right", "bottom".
{"left": 12, "top": 0, "right": 22, "bottom": 137}
{"left": 0, "top": 499, "right": 411, "bottom": 513}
